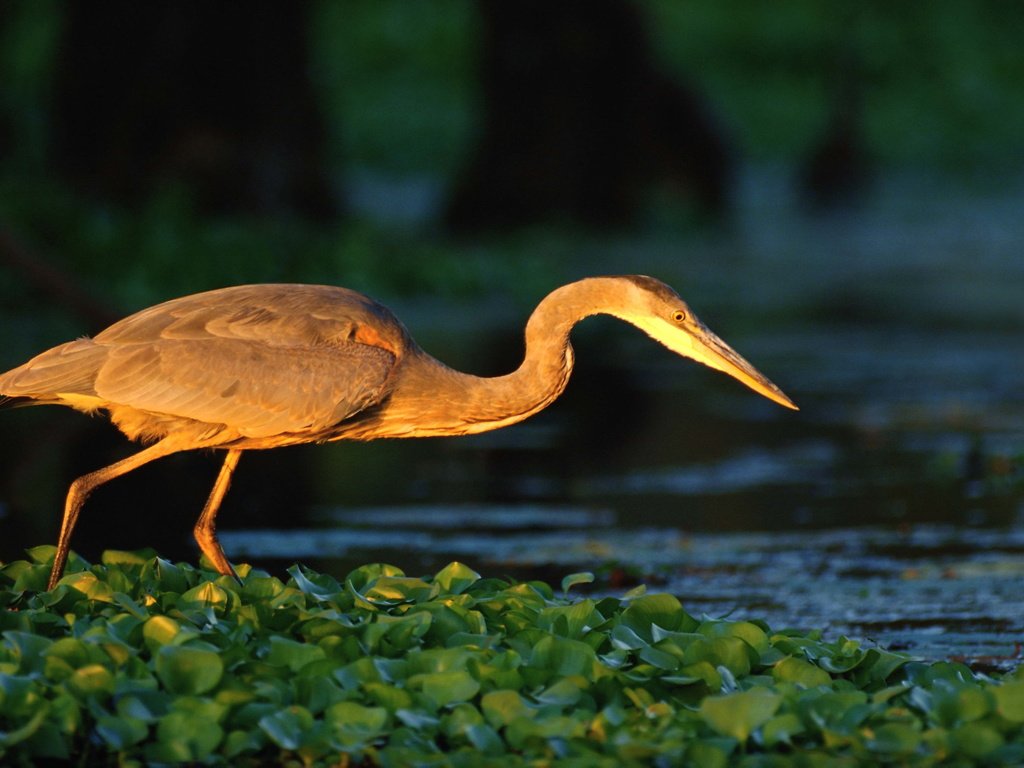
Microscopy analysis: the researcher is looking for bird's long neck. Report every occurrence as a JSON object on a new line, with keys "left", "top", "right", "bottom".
{"left": 367, "top": 280, "right": 615, "bottom": 438}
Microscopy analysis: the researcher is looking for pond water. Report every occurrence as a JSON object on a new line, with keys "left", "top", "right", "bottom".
{"left": 2, "top": 169, "right": 1022, "bottom": 671}
{"left": 218, "top": 169, "right": 1024, "bottom": 670}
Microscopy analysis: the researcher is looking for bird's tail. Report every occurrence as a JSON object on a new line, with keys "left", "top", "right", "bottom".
{"left": 0, "top": 395, "right": 35, "bottom": 409}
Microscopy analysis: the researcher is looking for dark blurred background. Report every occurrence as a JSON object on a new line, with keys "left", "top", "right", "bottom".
{"left": 0, "top": 1, "right": 1022, "bottom": 657}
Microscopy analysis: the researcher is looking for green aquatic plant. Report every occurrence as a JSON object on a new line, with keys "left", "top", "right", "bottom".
{"left": 1, "top": 547, "right": 1022, "bottom": 766}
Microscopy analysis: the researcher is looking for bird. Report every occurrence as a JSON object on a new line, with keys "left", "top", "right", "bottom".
{"left": 0, "top": 275, "right": 797, "bottom": 590}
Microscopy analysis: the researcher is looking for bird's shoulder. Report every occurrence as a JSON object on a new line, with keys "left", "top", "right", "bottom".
{"left": 94, "top": 284, "right": 412, "bottom": 355}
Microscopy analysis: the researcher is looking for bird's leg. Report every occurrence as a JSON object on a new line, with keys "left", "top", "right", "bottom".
{"left": 49, "top": 439, "right": 181, "bottom": 591}
{"left": 193, "top": 448, "right": 242, "bottom": 583}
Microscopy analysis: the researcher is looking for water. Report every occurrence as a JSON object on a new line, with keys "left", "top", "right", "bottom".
{"left": 2, "top": 169, "right": 1022, "bottom": 670}
{"left": 215, "top": 170, "right": 1024, "bottom": 670}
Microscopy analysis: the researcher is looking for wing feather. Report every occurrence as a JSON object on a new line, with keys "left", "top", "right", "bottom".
{"left": 0, "top": 340, "right": 105, "bottom": 398}
{"left": 94, "top": 338, "right": 395, "bottom": 438}
{"left": 1, "top": 285, "right": 411, "bottom": 439}
{"left": 94, "top": 284, "right": 408, "bottom": 353}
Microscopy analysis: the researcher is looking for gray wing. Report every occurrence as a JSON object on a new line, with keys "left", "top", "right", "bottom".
{"left": 93, "top": 338, "right": 396, "bottom": 438}
{"left": 1, "top": 284, "right": 408, "bottom": 436}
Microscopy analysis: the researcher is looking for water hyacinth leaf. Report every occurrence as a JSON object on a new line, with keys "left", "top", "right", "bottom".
{"left": 760, "top": 712, "right": 805, "bottom": 747}
{"left": 62, "top": 571, "right": 118, "bottom": 602}
{"left": 466, "top": 722, "right": 505, "bottom": 754}
{"left": 994, "top": 681, "right": 1024, "bottom": 722}
{"left": 266, "top": 636, "right": 326, "bottom": 673}
{"left": 155, "top": 645, "right": 224, "bottom": 695}
{"left": 180, "top": 581, "right": 230, "bottom": 612}
{"left": 142, "top": 616, "right": 181, "bottom": 649}
{"left": 774, "top": 656, "right": 832, "bottom": 688}
{"left": 806, "top": 690, "right": 870, "bottom": 731}
{"left": 96, "top": 714, "right": 148, "bottom": 750}
{"left": 638, "top": 644, "right": 680, "bottom": 671}
{"left": 360, "top": 683, "right": 410, "bottom": 716}
{"left": 395, "top": 708, "right": 440, "bottom": 729}
{"left": 530, "top": 635, "right": 597, "bottom": 677}
{"left": 101, "top": 549, "right": 152, "bottom": 567}
{"left": 3, "top": 632, "right": 53, "bottom": 675}
{"left": 419, "top": 670, "right": 481, "bottom": 707}
{"left": 287, "top": 564, "right": 342, "bottom": 600}
{"left": 700, "top": 620, "right": 770, "bottom": 655}
{"left": 535, "top": 677, "right": 583, "bottom": 707}
{"left": 685, "top": 738, "right": 734, "bottom": 768}
{"left": 670, "top": 660, "right": 722, "bottom": 690}
{"left": 345, "top": 563, "right": 406, "bottom": 594}
{"left": 364, "top": 576, "right": 434, "bottom": 605}
{"left": 610, "top": 624, "right": 648, "bottom": 651}
{"left": 259, "top": 705, "right": 315, "bottom": 750}
{"left": 112, "top": 591, "right": 150, "bottom": 619}
{"left": 140, "top": 557, "right": 189, "bottom": 593}
{"left": 482, "top": 690, "right": 533, "bottom": 728}
{"left": 154, "top": 710, "right": 224, "bottom": 761}
{"left": 951, "top": 722, "right": 1004, "bottom": 758}
{"left": 932, "top": 680, "right": 994, "bottom": 727}
{"left": 819, "top": 639, "right": 866, "bottom": 673}
{"left": 872, "top": 682, "right": 911, "bottom": 705}
{"left": 365, "top": 611, "right": 433, "bottom": 651}
{"left": 442, "top": 702, "right": 484, "bottom": 737}
{"left": 325, "top": 701, "right": 388, "bottom": 746}
{"left": 620, "top": 593, "right": 694, "bottom": 641}
{"left": 700, "top": 689, "right": 782, "bottom": 742}
{"left": 3, "top": 551, "right": 1024, "bottom": 763}
{"left": 540, "top": 599, "right": 599, "bottom": 640}
{"left": 866, "top": 722, "right": 922, "bottom": 755}
{"left": 855, "top": 647, "right": 909, "bottom": 684}
{"left": 0, "top": 706, "right": 48, "bottom": 748}
{"left": 560, "top": 572, "right": 594, "bottom": 594}
{"left": 24, "top": 545, "right": 59, "bottom": 566}
{"left": 708, "top": 636, "right": 753, "bottom": 677}
{"left": 434, "top": 562, "right": 481, "bottom": 594}
{"left": 67, "top": 664, "right": 115, "bottom": 698}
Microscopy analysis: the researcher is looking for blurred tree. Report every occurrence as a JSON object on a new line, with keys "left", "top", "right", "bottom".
{"left": 50, "top": 1, "right": 336, "bottom": 220}
{"left": 445, "top": 0, "right": 733, "bottom": 232}
{"left": 798, "top": 33, "right": 870, "bottom": 209}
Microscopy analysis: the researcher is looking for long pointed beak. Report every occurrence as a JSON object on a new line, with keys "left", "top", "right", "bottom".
{"left": 686, "top": 320, "right": 798, "bottom": 410}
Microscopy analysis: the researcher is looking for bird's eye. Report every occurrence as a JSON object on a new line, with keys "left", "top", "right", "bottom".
{"left": 672, "top": 310, "right": 687, "bottom": 324}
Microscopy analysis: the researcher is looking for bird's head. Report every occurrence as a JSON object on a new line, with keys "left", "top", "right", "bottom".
{"left": 605, "top": 275, "right": 798, "bottom": 410}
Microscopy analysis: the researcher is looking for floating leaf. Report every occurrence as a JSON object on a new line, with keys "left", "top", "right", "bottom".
{"left": 435, "top": 562, "right": 481, "bottom": 594}
{"left": 774, "top": 656, "right": 832, "bottom": 688}
{"left": 866, "top": 722, "right": 922, "bottom": 755}
{"left": 0, "top": 549, "right": 1022, "bottom": 765}
{"left": 154, "top": 707, "right": 224, "bottom": 761}
{"left": 482, "top": 690, "right": 533, "bottom": 728}
{"left": 67, "top": 664, "right": 115, "bottom": 698}
{"left": 994, "top": 681, "right": 1024, "bottom": 723}
{"left": 418, "top": 670, "right": 480, "bottom": 707}
{"left": 180, "top": 581, "right": 230, "bottom": 612}
{"left": 560, "top": 572, "right": 594, "bottom": 594}
{"left": 700, "top": 689, "right": 782, "bottom": 742}
{"left": 142, "top": 616, "right": 181, "bottom": 649}
{"left": 951, "top": 722, "right": 1004, "bottom": 758}
{"left": 259, "top": 705, "right": 315, "bottom": 751}
{"left": 620, "top": 593, "right": 694, "bottom": 641}
{"left": 155, "top": 645, "right": 223, "bottom": 695}
{"left": 760, "top": 712, "right": 805, "bottom": 747}
{"left": 324, "top": 701, "right": 388, "bottom": 747}
{"left": 96, "top": 713, "right": 148, "bottom": 750}
{"left": 266, "top": 636, "right": 326, "bottom": 673}
{"left": 932, "top": 680, "right": 994, "bottom": 727}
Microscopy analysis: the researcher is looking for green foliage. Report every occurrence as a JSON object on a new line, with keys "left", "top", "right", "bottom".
{"left": 0, "top": 548, "right": 1022, "bottom": 766}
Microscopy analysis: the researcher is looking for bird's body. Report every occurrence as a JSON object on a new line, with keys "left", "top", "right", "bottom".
{"left": 0, "top": 276, "right": 796, "bottom": 589}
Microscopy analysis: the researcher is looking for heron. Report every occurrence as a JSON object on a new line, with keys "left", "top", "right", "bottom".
{"left": 0, "top": 275, "right": 797, "bottom": 590}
